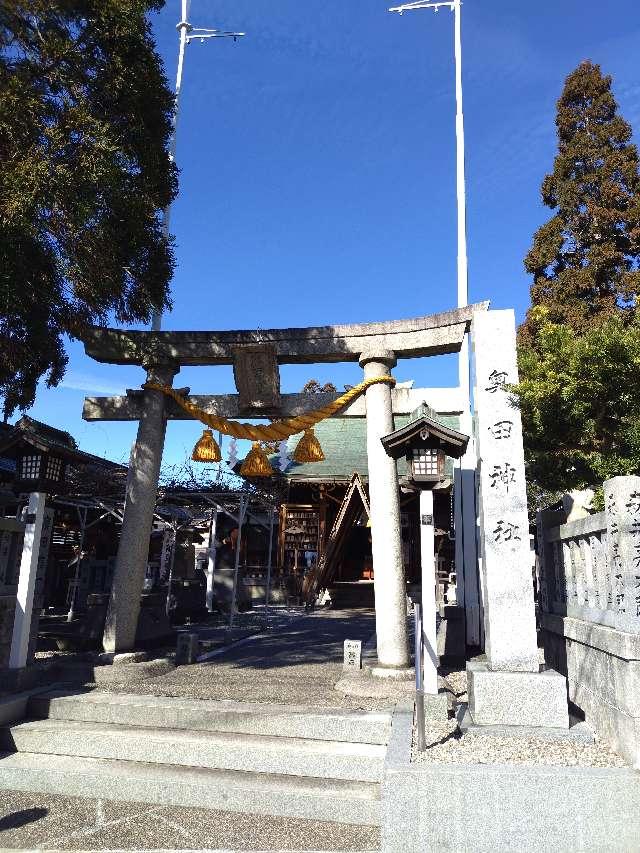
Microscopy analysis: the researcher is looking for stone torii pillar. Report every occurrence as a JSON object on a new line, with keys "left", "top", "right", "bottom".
{"left": 103, "top": 360, "right": 178, "bottom": 654}
{"left": 359, "top": 349, "right": 410, "bottom": 673}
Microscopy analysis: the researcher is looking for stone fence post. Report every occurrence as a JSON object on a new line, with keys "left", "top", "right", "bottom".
{"left": 604, "top": 476, "right": 640, "bottom": 634}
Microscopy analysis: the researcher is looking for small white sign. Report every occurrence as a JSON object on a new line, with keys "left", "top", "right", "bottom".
{"left": 343, "top": 639, "right": 362, "bottom": 671}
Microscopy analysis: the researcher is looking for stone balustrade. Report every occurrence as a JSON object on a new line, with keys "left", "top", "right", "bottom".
{"left": 538, "top": 476, "right": 640, "bottom": 768}
{"left": 538, "top": 476, "right": 640, "bottom": 634}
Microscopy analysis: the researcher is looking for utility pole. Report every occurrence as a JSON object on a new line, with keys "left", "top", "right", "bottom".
{"left": 388, "top": 0, "right": 481, "bottom": 647}
{"left": 152, "top": 0, "right": 245, "bottom": 331}
{"left": 388, "top": 0, "right": 468, "bottom": 398}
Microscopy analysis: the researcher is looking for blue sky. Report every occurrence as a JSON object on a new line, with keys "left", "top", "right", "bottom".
{"left": 22, "top": 0, "right": 640, "bottom": 467}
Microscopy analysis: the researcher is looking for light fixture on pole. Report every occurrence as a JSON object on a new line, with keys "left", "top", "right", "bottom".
{"left": 151, "top": 1, "right": 246, "bottom": 331}
{"left": 388, "top": 0, "right": 468, "bottom": 399}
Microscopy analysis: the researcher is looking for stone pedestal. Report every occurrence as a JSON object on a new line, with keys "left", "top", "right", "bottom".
{"left": 469, "top": 310, "right": 568, "bottom": 728}
{"left": 467, "top": 660, "right": 569, "bottom": 728}
{"left": 103, "top": 363, "right": 178, "bottom": 654}
{"left": 359, "top": 349, "right": 409, "bottom": 672}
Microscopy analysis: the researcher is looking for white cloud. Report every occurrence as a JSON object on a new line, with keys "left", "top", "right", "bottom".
{"left": 60, "top": 372, "right": 125, "bottom": 396}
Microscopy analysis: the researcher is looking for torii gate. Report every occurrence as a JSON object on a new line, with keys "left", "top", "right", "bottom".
{"left": 81, "top": 303, "right": 487, "bottom": 674}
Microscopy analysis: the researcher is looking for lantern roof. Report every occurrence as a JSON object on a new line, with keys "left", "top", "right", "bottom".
{"left": 380, "top": 403, "right": 469, "bottom": 461}
{"left": 0, "top": 416, "right": 123, "bottom": 469}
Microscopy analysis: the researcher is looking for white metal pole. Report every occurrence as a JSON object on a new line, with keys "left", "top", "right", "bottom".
{"left": 9, "top": 491, "right": 47, "bottom": 669}
{"left": 389, "top": 0, "right": 479, "bottom": 645}
{"left": 67, "top": 506, "right": 88, "bottom": 622}
{"left": 152, "top": 0, "right": 191, "bottom": 332}
{"left": 264, "top": 507, "right": 275, "bottom": 612}
{"left": 452, "top": 0, "right": 480, "bottom": 647}
{"left": 453, "top": 0, "right": 469, "bottom": 398}
{"left": 206, "top": 506, "right": 218, "bottom": 612}
{"left": 229, "top": 496, "right": 246, "bottom": 630}
{"left": 151, "top": 3, "right": 245, "bottom": 332}
{"left": 165, "top": 520, "right": 178, "bottom": 618}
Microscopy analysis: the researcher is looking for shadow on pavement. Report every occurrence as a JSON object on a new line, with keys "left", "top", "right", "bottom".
{"left": 0, "top": 807, "right": 48, "bottom": 832}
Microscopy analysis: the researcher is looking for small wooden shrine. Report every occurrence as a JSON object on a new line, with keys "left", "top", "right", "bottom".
{"left": 272, "top": 402, "right": 463, "bottom": 606}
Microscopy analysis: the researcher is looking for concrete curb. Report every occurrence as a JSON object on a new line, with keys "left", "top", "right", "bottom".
{"left": 381, "top": 698, "right": 640, "bottom": 853}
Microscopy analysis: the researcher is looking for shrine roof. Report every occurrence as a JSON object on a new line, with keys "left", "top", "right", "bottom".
{"left": 277, "top": 410, "right": 460, "bottom": 483}
{"left": 381, "top": 404, "right": 469, "bottom": 461}
{"left": 0, "top": 416, "right": 126, "bottom": 472}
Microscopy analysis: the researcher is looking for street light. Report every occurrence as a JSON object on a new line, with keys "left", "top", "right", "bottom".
{"left": 388, "top": 0, "right": 468, "bottom": 398}
{"left": 151, "top": 1, "right": 246, "bottom": 331}
{"left": 389, "top": 1, "right": 481, "bottom": 645}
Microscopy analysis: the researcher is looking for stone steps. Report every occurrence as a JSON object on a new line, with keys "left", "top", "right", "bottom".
{"left": 28, "top": 690, "right": 391, "bottom": 744}
{"left": 0, "top": 689, "right": 390, "bottom": 825}
{"left": 0, "top": 751, "right": 381, "bottom": 826}
{"left": 0, "top": 718, "right": 385, "bottom": 782}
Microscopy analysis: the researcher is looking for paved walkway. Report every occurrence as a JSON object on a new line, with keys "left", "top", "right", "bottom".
{"left": 96, "top": 608, "right": 391, "bottom": 710}
{"left": 0, "top": 790, "right": 380, "bottom": 850}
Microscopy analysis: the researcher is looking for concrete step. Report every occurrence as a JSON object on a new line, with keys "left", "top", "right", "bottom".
{"left": 0, "top": 750, "right": 380, "bottom": 826}
{"left": 1, "top": 718, "right": 385, "bottom": 783}
{"left": 28, "top": 690, "right": 391, "bottom": 745}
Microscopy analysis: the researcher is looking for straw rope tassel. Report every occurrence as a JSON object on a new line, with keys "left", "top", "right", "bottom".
{"left": 293, "top": 428, "right": 325, "bottom": 463}
{"left": 240, "top": 442, "right": 274, "bottom": 477}
{"left": 144, "top": 375, "right": 396, "bottom": 443}
{"left": 191, "top": 429, "right": 221, "bottom": 463}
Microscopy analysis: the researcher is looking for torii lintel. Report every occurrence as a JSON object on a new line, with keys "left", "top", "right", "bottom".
{"left": 82, "top": 303, "right": 489, "bottom": 367}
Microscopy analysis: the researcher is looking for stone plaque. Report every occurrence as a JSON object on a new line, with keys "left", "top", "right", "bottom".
{"left": 343, "top": 639, "right": 362, "bottom": 671}
{"left": 232, "top": 345, "right": 281, "bottom": 416}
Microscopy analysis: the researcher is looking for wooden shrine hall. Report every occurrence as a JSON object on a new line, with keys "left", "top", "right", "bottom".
{"left": 274, "top": 402, "right": 468, "bottom": 610}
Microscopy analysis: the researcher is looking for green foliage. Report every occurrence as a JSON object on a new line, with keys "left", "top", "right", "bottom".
{"left": 0, "top": 1, "right": 177, "bottom": 417}
{"left": 515, "top": 310, "right": 640, "bottom": 492}
{"left": 520, "top": 61, "right": 640, "bottom": 344}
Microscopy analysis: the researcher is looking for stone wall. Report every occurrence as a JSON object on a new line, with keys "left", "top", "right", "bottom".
{"left": 542, "top": 613, "right": 640, "bottom": 769}
{"left": 537, "top": 476, "right": 640, "bottom": 769}
{"left": 383, "top": 758, "right": 640, "bottom": 852}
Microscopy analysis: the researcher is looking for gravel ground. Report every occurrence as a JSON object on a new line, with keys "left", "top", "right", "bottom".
{"left": 66, "top": 609, "right": 394, "bottom": 712}
{"left": 414, "top": 668, "right": 627, "bottom": 769}
{"left": 0, "top": 790, "right": 380, "bottom": 851}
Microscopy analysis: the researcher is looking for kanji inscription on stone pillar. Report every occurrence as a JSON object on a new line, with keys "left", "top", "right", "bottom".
{"left": 473, "top": 309, "right": 539, "bottom": 672}
{"left": 604, "top": 476, "right": 640, "bottom": 634}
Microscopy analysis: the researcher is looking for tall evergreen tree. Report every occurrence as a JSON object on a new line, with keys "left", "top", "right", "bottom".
{"left": 0, "top": 1, "right": 177, "bottom": 418}
{"left": 519, "top": 61, "right": 640, "bottom": 344}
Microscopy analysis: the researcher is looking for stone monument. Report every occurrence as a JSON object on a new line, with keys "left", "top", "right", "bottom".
{"left": 467, "top": 309, "right": 569, "bottom": 729}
